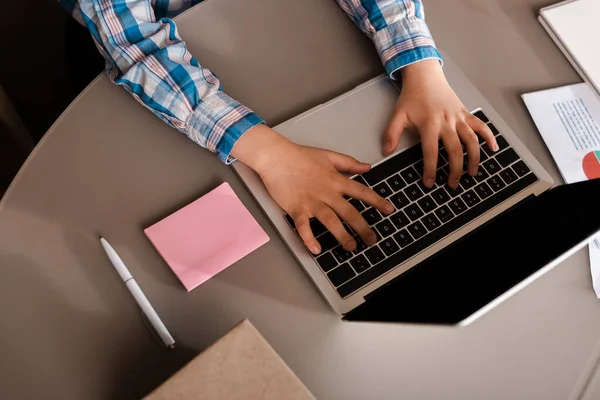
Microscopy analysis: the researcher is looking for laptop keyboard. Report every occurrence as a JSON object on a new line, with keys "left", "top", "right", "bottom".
{"left": 285, "top": 110, "right": 539, "bottom": 298}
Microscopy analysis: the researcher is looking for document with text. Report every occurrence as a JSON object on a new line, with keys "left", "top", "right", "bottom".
{"left": 523, "top": 82, "right": 600, "bottom": 297}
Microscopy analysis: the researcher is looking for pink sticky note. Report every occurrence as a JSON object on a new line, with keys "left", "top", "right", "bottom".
{"left": 144, "top": 182, "right": 269, "bottom": 291}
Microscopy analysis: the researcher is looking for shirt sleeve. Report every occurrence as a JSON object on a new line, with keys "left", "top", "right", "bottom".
{"left": 335, "top": 0, "right": 442, "bottom": 79}
{"left": 75, "top": 0, "right": 263, "bottom": 163}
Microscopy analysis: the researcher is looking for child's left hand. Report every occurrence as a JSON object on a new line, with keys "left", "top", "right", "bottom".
{"left": 384, "top": 59, "right": 499, "bottom": 190}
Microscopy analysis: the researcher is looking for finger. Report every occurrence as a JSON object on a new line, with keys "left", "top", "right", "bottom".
{"left": 420, "top": 123, "right": 439, "bottom": 188}
{"left": 294, "top": 215, "right": 322, "bottom": 255}
{"left": 344, "top": 179, "right": 395, "bottom": 215}
{"left": 457, "top": 120, "right": 480, "bottom": 177}
{"left": 383, "top": 111, "right": 408, "bottom": 156}
{"left": 441, "top": 128, "right": 463, "bottom": 189}
{"left": 314, "top": 205, "right": 356, "bottom": 251}
{"left": 326, "top": 151, "right": 371, "bottom": 174}
{"left": 467, "top": 114, "right": 498, "bottom": 152}
{"left": 329, "top": 198, "right": 377, "bottom": 246}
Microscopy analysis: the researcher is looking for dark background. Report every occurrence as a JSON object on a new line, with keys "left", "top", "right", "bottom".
{"left": 0, "top": 0, "right": 102, "bottom": 197}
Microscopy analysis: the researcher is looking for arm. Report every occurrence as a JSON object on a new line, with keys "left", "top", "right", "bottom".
{"left": 335, "top": 0, "right": 441, "bottom": 78}
{"left": 336, "top": 0, "right": 498, "bottom": 189}
{"left": 66, "top": 0, "right": 393, "bottom": 254}
{"left": 74, "top": 0, "right": 263, "bottom": 163}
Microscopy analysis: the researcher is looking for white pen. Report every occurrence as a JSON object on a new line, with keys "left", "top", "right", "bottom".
{"left": 100, "top": 237, "right": 175, "bottom": 349}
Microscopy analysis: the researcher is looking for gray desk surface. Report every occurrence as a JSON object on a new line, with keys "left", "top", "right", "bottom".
{"left": 1, "top": 1, "right": 599, "bottom": 399}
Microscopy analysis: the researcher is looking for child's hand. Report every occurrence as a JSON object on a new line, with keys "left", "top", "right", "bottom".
{"left": 384, "top": 60, "right": 499, "bottom": 189}
{"left": 231, "top": 125, "right": 394, "bottom": 254}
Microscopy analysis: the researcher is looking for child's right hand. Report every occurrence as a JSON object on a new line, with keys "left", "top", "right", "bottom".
{"left": 231, "top": 125, "right": 394, "bottom": 254}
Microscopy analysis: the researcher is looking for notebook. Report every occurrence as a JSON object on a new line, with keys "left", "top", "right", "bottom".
{"left": 144, "top": 182, "right": 269, "bottom": 291}
{"left": 539, "top": 0, "right": 600, "bottom": 96}
{"left": 144, "top": 319, "right": 316, "bottom": 400}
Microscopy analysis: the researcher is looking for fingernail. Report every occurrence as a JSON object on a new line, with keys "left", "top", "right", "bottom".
{"left": 469, "top": 167, "right": 477, "bottom": 176}
{"left": 385, "top": 202, "right": 395, "bottom": 213}
{"left": 426, "top": 178, "right": 434, "bottom": 188}
{"left": 311, "top": 245, "right": 321, "bottom": 254}
{"left": 384, "top": 141, "right": 393, "bottom": 154}
{"left": 453, "top": 179, "right": 460, "bottom": 189}
{"left": 492, "top": 143, "right": 499, "bottom": 152}
{"left": 345, "top": 240, "right": 357, "bottom": 251}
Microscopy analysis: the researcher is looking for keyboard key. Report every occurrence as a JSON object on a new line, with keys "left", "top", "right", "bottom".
{"left": 477, "top": 132, "right": 486, "bottom": 144}
{"left": 400, "top": 167, "right": 420, "bottom": 184}
{"left": 309, "top": 219, "right": 327, "bottom": 237}
{"left": 435, "top": 168, "right": 449, "bottom": 186}
{"left": 479, "top": 147, "right": 489, "bottom": 162}
{"left": 390, "top": 192, "right": 410, "bottom": 209}
{"left": 408, "top": 221, "right": 428, "bottom": 240}
{"left": 474, "top": 182, "right": 493, "bottom": 199}
{"left": 418, "top": 195, "right": 437, "bottom": 213}
{"left": 500, "top": 168, "right": 518, "bottom": 185}
{"left": 474, "top": 167, "right": 489, "bottom": 183}
{"left": 487, "top": 135, "right": 509, "bottom": 153}
{"left": 353, "top": 237, "right": 368, "bottom": 254}
{"left": 462, "top": 156, "right": 469, "bottom": 173}
{"left": 386, "top": 174, "right": 406, "bottom": 192}
{"left": 373, "top": 182, "right": 393, "bottom": 198}
{"left": 422, "top": 213, "right": 441, "bottom": 231}
{"left": 512, "top": 160, "right": 531, "bottom": 177}
{"left": 488, "top": 175, "right": 506, "bottom": 192}
{"left": 461, "top": 190, "right": 481, "bottom": 207}
{"left": 316, "top": 252, "right": 337, "bottom": 272}
{"left": 431, "top": 187, "right": 450, "bottom": 205}
{"left": 439, "top": 148, "right": 450, "bottom": 163}
{"left": 328, "top": 263, "right": 356, "bottom": 287}
{"left": 448, "top": 198, "right": 468, "bottom": 215}
{"left": 417, "top": 179, "right": 435, "bottom": 194}
{"left": 482, "top": 158, "right": 501, "bottom": 175}
{"left": 444, "top": 184, "right": 464, "bottom": 197}
{"left": 495, "top": 148, "right": 519, "bottom": 168}
{"left": 441, "top": 164, "right": 451, "bottom": 178}
{"left": 474, "top": 110, "right": 489, "bottom": 123}
{"left": 362, "top": 145, "right": 422, "bottom": 185}
{"left": 353, "top": 175, "right": 368, "bottom": 186}
{"left": 336, "top": 173, "right": 540, "bottom": 297}
{"left": 380, "top": 237, "right": 400, "bottom": 256}
{"left": 318, "top": 232, "right": 338, "bottom": 252}
{"left": 414, "top": 160, "right": 424, "bottom": 176}
{"left": 333, "top": 246, "right": 353, "bottom": 263}
{"left": 437, "top": 153, "right": 447, "bottom": 168}
{"left": 435, "top": 205, "right": 454, "bottom": 223}
{"left": 488, "top": 123, "right": 500, "bottom": 135}
{"left": 375, "top": 219, "right": 397, "bottom": 238}
{"left": 343, "top": 223, "right": 354, "bottom": 236}
{"left": 362, "top": 208, "right": 382, "bottom": 225}
{"left": 460, "top": 174, "right": 477, "bottom": 189}
{"left": 405, "top": 204, "right": 424, "bottom": 221}
{"left": 404, "top": 184, "right": 424, "bottom": 202}
{"left": 393, "top": 229, "right": 414, "bottom": 248}
{"left": 390, "top": 210, "right": 411, "bottom": 229}
{"left": 349, "top": 254, "right": 370, "bottom": 273}
{"left": 285, "top": 214, "right": 295, "bottom": 228}
{"left": 365, "top": 246, "right": 386, "bottom": 265}
{"left": 349, "top": 198, "right": 365, "bottom": 212}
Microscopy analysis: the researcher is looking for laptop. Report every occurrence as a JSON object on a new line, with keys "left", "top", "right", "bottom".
{"left": 232, "top": 50, "right": 600, "bottom": 326}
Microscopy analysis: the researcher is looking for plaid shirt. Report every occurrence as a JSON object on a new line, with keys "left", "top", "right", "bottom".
{"left": 60, "top": 0, "right": 441, "bottom": 163}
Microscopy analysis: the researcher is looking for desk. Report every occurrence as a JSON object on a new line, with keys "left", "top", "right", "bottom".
{"left": 1, "top": 1, "right": 599, "bottom": 399}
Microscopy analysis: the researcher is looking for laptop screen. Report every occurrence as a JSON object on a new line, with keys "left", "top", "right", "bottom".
{"left": 344, "top": 178, "right": 600, "bottom": 325}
